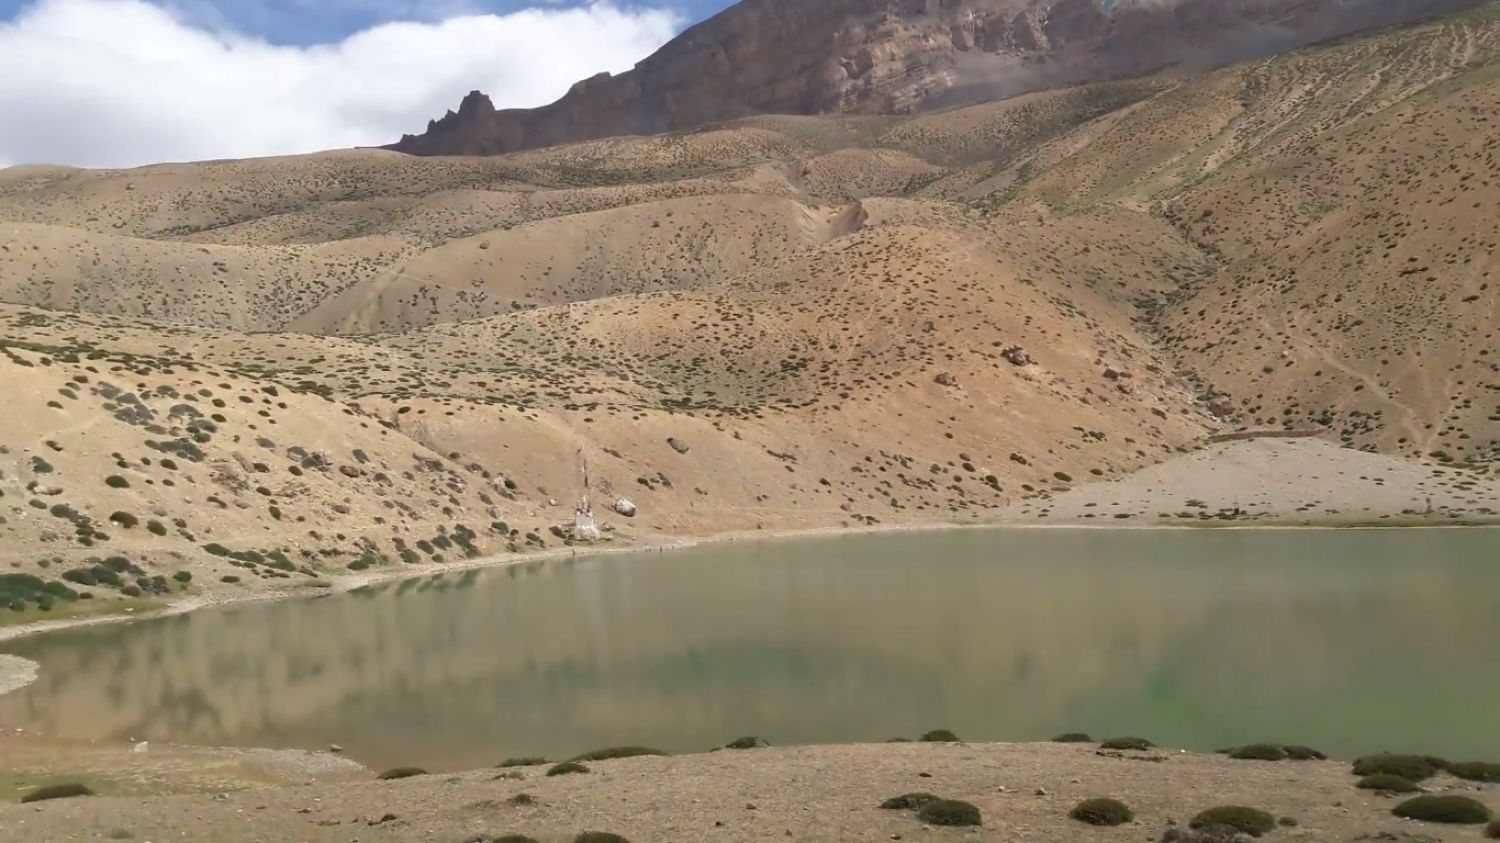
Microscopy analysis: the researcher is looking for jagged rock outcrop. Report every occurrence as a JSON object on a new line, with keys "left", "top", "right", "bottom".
{"left": 388, "top": 0, "right": 1486, "bottom": 156}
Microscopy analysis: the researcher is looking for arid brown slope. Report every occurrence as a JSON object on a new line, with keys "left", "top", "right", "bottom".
{"left": 2, "top": 4, "right": 1499, "bottom": 622}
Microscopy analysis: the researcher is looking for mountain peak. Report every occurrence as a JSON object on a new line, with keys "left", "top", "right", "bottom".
{"left": 389, "top": 0, "right": 1486, "bottom": 157}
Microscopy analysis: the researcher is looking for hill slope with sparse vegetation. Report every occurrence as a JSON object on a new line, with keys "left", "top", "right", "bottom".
{"left": 1, "top": 5, "right": 1499, "bottom": 624}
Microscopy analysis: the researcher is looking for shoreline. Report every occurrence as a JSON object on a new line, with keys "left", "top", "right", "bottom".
{"left": 2, "top": 513, "right": 1496, "bottom": 699}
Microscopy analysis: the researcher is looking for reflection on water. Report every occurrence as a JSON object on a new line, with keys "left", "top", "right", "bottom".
{"left": 2, "top": 529, "right": 1497, "bottom": 771}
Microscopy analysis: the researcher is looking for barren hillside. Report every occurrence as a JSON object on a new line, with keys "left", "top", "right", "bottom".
{"left": 1, "top": 5, "right": 1498, "bottom": 624}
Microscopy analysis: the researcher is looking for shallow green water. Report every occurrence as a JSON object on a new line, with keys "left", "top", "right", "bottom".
{"left": 2, "top": 528, "right": 1497, "bottom": 771}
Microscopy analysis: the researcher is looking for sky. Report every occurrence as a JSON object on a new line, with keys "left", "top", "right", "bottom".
{"left": 0, "top": 0, "right": 738, "bottom": 169}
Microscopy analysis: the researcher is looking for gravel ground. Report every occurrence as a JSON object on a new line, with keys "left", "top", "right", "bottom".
{"left": 1, "top": 741, "right": 1493, "bottom": 843}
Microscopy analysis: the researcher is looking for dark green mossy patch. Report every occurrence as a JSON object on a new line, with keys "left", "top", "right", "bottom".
{"left": 1352, "top": 754, "right": 1448, "bottom": 782}
{"left": 1283, "top": 745, "right": 1326, "bottom": 761}
{"left": 1069, "top": 798, "right": 1134, "bottom": 826}
{"left": 1100, "top": 736, "right": 1154, "bottom": 751}
{"left": 1450, "top": 761, "right": 1500, "bottom": 783}
{"left": 918, "top": 799, "right": 982, "bottom": 827}
{"left": 725, "top": 736, "right": 767, "bottom": 750}
{"left": 1190, "top": 806, "right": 1276, "bottom": 837}
{"left": 1228, "top": 744, "right": 1288, "bottom": 761}
{"left": 20, "top": 783, "right": 95, "bottom": 803}
{"left": 919, "top": 729, "right": 959, "bottom": 743}
{"left": 568, "top": 747, "right": 666, "bottom": 762}
{"left": 1052, "top": 732, "right": 1093, "bottom": 743}
{"left": 497, "top": 757, "right": 548, "bottom": 768}
{"left": 1357, "top": 774, "right": 1420, "bottom": 794}
{"left": 572, "top": 834, "right": 629, "bottom": 843}
{"left": 1392, "top": 795, "right": 1491, "bottom": 824}
{"left": 547, "top": 761, "right": 590, "bottom": 776}
{"left": 879, "top": 793, "right": 941, "bottom": 811}
{"left": 376, "top": 767, "right": 427, "bottom": 781}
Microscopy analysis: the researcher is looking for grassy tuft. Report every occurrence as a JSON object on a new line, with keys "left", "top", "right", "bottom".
{"left": 497, "top": 757, "right": 548, "bottom": 768}
{"left": 1283, "top": 745, "right": 1326, "bottom": 761}
{"left": 573, "top": 834, "right": 630, "bottom": 843}
{"left": 376, "top": 767, "right": 427, "bottom": 781}
{"left": 19, "top": 783, "right": 95, "bottom": 803}
{"left": 1357, "top": 773, "right": 1420, "bottom": 794}
{"left": 1391, "top": 795, "right": 1492, "bottom": 824}
{"left": 1052, "top": 732, "right": 1093, "bottom": 743}
{"left": 724, "top": 736, "right": 768, "bottom": 750}
{"left": 1100, "top": 736, "right": 1153, "bottom": 751}
{"left": 1190, "top": 806, "right": 1276, "bottom": 837}
{"left": 919, "top": 729, "right": 959, "bottom": 743}
{"left": 547, "top": 761, "right": 590, "bottom": 776}
{"left": 917, "top": 799, "right": 982, "bottom": 827}
{"left": 1352, "top": 754, "right": 1447, "bottom": 781}
{"left": 1228, "top": 744, "right": 1288, "bottom": 761}
{"left": 1449, "top": 761, "right": 1500, "bottom": 783}
{"left": 879, "top": 792, "right": 941, "bottom": 811}
{"left": 568, "top": 747, "right": 666, "bottom": 762}
{"left": 1069, "top": 797, "right": 1134, "bottom": 826}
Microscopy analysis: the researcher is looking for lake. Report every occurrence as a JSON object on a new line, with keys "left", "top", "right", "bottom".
{"left": 1, "top": 528, "right": 1497, "bottom": 771}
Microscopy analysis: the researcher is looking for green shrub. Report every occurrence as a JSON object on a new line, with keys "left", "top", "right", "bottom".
{"left": 1190, "top": 806, "right": 1276, "bottom": 837}
{"left": 220, "top": 575, "right": 240, "bottom": 584}
{"left": 20, "top": 783, "right": 95, "bottom": 803}
{"left": 920, "top": 729, "right": 959, "bottom": 743}
{"left": 173, "top": 571, "right": 192, "bottom": 583}
{"left": 918, "top": 799, "right": 982, "bottom": 827}
{"left": 497, "top": 757, "right": 548, "bottom": 768}
{"left": 62, "top": 568, "right": 98, "bottom": 587}
{"left": 547, "top": 761, "right": 589, "bottom": 776}
{"left": 879, "top": 792, "right": 940, "bottom": 811}
{"left": 1101, "top": 736, "right": 1153, "bottom": 751}
{"left": 1357, "top": 774, "right": 1420, "bottom": 793}
{"left": 1283, "top": 745, "right": 1326, "bottom": 761}
{"left": 569, "top": 747, "right": 666, "bottom": 762}
{"left": 725, "top": 736, "right": 767, "bottom": 750}
{"left": 1391, "top": 795, "right": 1492, "bottom": 824}
{"left": 121, "top": 585, "right": 142, "bottom": 598}
{"left": 1229, "top": 744, "right": 1288, "bottom": 761}
{"left": 376, "top": 767, "right": 427, "bottom": 780}
{"left": 1053, "top": 732, "right": 1093, "bottom": 743}
{"left": 1069, "top": 797, "right": 1133, "bottom": 826}
{"left": 1352, "top": 754, "right": 1447, "bottom": 781}
{"left": 1485, "top": 819, "right": 1500, "bottom": 838}
{"left": 1450, "top": 761, "right": 1500, "bottom": 783}
{"left": 109, "top": 512, "right": 139, "bottom": 528}
{"left": 573, "top": 834, "right": 629, "bottom": 843}
{"left": 105, "top": 475, "right": 130, "bottom": 489}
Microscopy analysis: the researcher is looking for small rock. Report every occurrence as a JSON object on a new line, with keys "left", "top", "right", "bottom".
{"left": 1033, "top": 787, "right": 1049, "bottom": 796}
{"left": 667, "top": 437, "right": 691, "bottom": 454}
{"left": 328, "top": 744, "right": 343, "bottom": 753}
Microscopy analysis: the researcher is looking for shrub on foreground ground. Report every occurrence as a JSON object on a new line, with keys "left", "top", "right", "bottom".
{"left": 1228, "top": 744, "right": 1288, "bottom": 761}
{"left": 20, "top": 783, "right": 95, "bottom": 803}
{"left": 573, "top": 834, "right": 630, "bottom": 843}
{"left": 879, "top": 792, "right": 940, "bottom": 811}
{"left": 1352, "top": 754, "right": 1448, "bottom": 781}
{"left": 568, "top": 747, "right": 665, "bottom": 762}
{"left": 1069, "top": 797, "right": 1134, "bottom": 826}
{"left": 1357, "top": 773, "right": 1421, "bottom": 793}
{"left": 1391, "top": 795, "right": 1492, "bottom": 824}
{"left": 376, "top": 767, "right": 426, "bottom": 780}
{"left": 1053, "top": 732, "right": 1093, "bottom": 743}
{"left": 920, "top": 729, "right": 959, "bottom": 743}
{"left": 1101, "top": 736, "right": 1154, "bottom": 751}
{"left": 1450, "top": 761, "right": 1500, "bottom": 783}
{"left": 917, "top": 799, "right": 982, "bottom": 827}
{"left": 1190, "top": 806, "right": 1276, "bottom": 837}
{"left": 547, "top": 762, "right": 590, "bottom": 776}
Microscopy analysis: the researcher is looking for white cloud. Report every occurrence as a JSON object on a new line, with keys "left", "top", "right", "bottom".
{"left": 0, "top": 0, "right": 682, "bottom": 168}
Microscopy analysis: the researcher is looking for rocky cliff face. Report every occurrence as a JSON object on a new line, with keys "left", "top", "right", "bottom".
{"left": 389, "top": 0, "right": 1486, "bottom": 156}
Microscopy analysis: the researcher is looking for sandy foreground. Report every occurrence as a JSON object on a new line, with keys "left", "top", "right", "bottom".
{"left": 0, "top": 741, "right": 1495, "bottom": 842}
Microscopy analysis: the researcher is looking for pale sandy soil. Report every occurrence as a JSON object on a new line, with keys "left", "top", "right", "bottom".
{"left": 1008, "top": 438, "right": 1500, "bottom": 525}
{"left": 1, "top": 741, "right": 1494, "bottom": 843}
